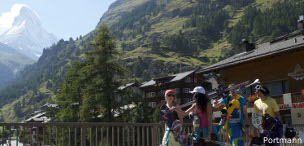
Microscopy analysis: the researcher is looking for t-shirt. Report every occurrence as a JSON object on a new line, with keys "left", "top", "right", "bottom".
{"left": 161, "top": 105, "right": 178, "bottom": 128}
{"left": 220, "top": 95, "right": 247, "bottom": 126}
{"left": 254, "top": 97, "right": 279, "bottom": 118}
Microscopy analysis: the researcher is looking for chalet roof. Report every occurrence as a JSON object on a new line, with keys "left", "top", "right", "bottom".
{"left": 154, "top": 76, "right": 175, "bottom": 81}
{"left": 118, "top": 82, "right": 136, "bottom": 90}
{"left": 140, "top": 70, "right": 196, "bottom": 88}
{"left": 198, "top": 30, "right": 304, "bottom": 74}
{"left": 42, "top": 103, "right": 58, "bottom": 108}
{"left": 140, "top": 80, "right": 156, "bottom": 88}
{"left": 171, "top": 70, "right": 195, "bottom": 82}
{"left": 25, "top": 112, "right": 46, "bottom": 122}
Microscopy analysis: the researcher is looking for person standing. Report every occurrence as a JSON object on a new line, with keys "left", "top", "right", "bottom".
{"left": 161, "top": 89, "right": 183, "bottom": 146}
{"left": 174, "top": 86, "right": 219, "bottom": 145}
{"left": 253, "top": 85, "right": 280, "bottom": 120}
{"left": 214, "top": 84, "right": 250, "bottom": 146}
{"left": 253, "top": 85, "right": 282, "bottom": 146}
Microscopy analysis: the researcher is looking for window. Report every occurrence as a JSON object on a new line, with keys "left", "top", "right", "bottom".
{"left": 240, "top": 80, "right": 288, "bottom": 97}
{"left": 173, "top": 88, "right": 180, "bottom": 94}
{"left": 185, "top": 77, "right": 191, "bottom": 83}
{"left": 148, "top": 102, "right": 157, "bottom": 108}
{"left": 264, "top": 80, "right": 288, "bottom": 96}
{"left": 184, "top": 88, "right": 190, "bottom": 93}
{"left": 160, "top": 90, "right": 165, "bottom": 96}
{"left": 148, "top": 92, "right": 155, "bottom": 98}
{"left": 153, "top": 102, "right": 157, "bottom": 108}
{"left": 194, "top": 78, "right": 197, "bottom": 83}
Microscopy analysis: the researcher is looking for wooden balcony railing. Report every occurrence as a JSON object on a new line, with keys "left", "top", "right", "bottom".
{"left": 291, "top": 92, "right": 304, "bottom": 103}
{"left": 0, "top": 123, "right": 303, "bottom": 146}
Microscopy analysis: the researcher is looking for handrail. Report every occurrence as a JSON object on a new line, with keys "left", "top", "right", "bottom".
{"left": 0, "top": 122, "right": 303, "bottom": 146}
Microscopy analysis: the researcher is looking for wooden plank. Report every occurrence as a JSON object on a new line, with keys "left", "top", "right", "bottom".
{"left": 75, "top": 127, "right": 77, "bottom": 146}
{"left": 123, "top": 127, "right": 125, "bottom": 146}
{"left": 112, "top": 127, "right": 114, "bottom": 146}
{"left": 107, "top": 127, "right": 109, "bottom": 146}
{"left": 152, "top": 126, "right": 156, "bottom": 146}
{"left": 96, "top": 127, "right": 98, "bottom": 146}
{"left": 81, "top": 127, "right": 86, "bottom": 146}
{"left": 62, "top": 127, "right": 64, "bottom": 146}
{"left": 90, "top": 128, "right": 92, "bottom": 146}
{"left": 137, "top": 127, "right": 140, "bottom": 146}
{"left": 118, "top": 127, "right": 120, "bottom": 146}
{"left": 133, "top": 127, "right": 135, "bottom": 146}
{"left": 43, "top": 127, "right": 45, "bottom": 146}
{"left": 30, "top": 127, "right": 32, "bottom": 146}
{"left": 128, "top": 127, "right": 130, "bottom": 146}
{"left": 69, "top": 128, "right": 71, "bottom": 146}
{"left": 50, "top": 127, "right": 52, "bottom": 146}
{"left": 1, "top": 126, "right": 3, "bottom": 146}
{"left": 56, "top": 127, "right": 58, "bottom": 146}
{"left": 17, "top": 127, "right": 19, "bottom": 146}
{"left": 101, "top": 127, "right": 104, "bottom": 146}
{"left": 142, "top": 126, "right": 145, "bottom": 146}
{"left": 147, "top": 127, "right": 149, "bottom": 146}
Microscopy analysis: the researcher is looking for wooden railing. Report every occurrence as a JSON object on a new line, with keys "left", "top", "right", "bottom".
{"left": 0, "top": 123, "right": 303, "bottom": 146}
{"left": 291, "top": 92, "right": 304, "bottom": 103}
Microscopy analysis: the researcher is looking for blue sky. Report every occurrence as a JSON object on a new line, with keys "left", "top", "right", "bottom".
{"left": 0, "top": 0, "right": 116, "bottom": 40}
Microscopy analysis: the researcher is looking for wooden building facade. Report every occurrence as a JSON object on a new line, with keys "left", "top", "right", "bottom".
{"left": 140, "top": 70, "right": 212, "bottom": 108}
{"left": 197, "top": 26, "right": 304, "bottom": 124}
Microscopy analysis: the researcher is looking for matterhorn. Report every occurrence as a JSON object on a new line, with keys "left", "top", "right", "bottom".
{"left": 0, "top": 4, "right": 58, "bottom": 60}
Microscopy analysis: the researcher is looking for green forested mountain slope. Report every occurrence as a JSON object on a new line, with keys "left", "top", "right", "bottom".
{"left": 0, "top": 39, "right": 83, "bottom": 122}
{"left": 1, "top": 0, "right": 304, "bottom": 122}
{"left": 0, "top": 43, "right": 34, "bottom": 88}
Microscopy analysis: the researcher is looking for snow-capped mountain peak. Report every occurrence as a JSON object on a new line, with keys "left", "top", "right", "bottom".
{"left": 0, "top": 4, "right": 57, "bottom": 60}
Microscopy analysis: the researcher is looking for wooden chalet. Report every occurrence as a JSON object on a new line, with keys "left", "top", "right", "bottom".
{"left": 197, "top": 17, "right": 304, "bottom": 124}
{"left": 140, "top": 70, "right": 212, "bottom": 108}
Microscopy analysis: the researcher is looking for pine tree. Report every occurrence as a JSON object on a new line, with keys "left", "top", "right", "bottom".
{"left": 55, "top": 61, "right": 83, "bottom": 122}
{"left": 79, "top": 24, "right": 128, "bottom": 122}
{"left": 54, "top": 24, "right": 129, "bottom": 122}
{"left": 153, "top": 105, "right": 161, "bottom": 123}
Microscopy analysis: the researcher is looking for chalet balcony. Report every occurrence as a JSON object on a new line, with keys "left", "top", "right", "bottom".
{"left": 0, "top": 123, "right": 303, "bottom": 146}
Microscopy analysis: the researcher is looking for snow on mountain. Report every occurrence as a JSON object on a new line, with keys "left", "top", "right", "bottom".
{"left": 0, "top": 4, "right": 58, "bottom": 60}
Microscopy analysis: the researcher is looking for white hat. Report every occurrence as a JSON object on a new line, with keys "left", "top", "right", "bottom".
{"left": 189, "top": 86, "right": 205, "bottom": 94}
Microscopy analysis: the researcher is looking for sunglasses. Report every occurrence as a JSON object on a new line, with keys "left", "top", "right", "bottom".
{"left": 255, "top": 85, "right": 266, "bottom": 92}
{"left": 167, "top": 94, "right": 175, "bottom": 97}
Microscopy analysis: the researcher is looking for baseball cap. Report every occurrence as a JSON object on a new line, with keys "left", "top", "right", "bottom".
{"left": 165, "top": 89, "right": 175, "bottom": 97}
{"left": 189, "top": 86, "right": 205, "bottom": 94}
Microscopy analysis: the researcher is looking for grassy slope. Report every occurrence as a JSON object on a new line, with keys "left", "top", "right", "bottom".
{"left": 123, "top": 47, "right": 206, "bottom": 66}
{"left": 119, "top": 0, "right": 283, "bottom": 66}
{"left": 200, "top": 0, "right": 284, "bottom": 61}
{"left": 100, "top": 0, "right": 149, "bottom": 26}
{"left": 116, "top": 0, "right": 205, "bottom": 67}
{"left": 1, "top": 81, "right": 55, "bottom": 122}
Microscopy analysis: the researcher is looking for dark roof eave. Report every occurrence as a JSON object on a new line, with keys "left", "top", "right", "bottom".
{"left": 197, "top": 43, "right": 304, "bottom": 74}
